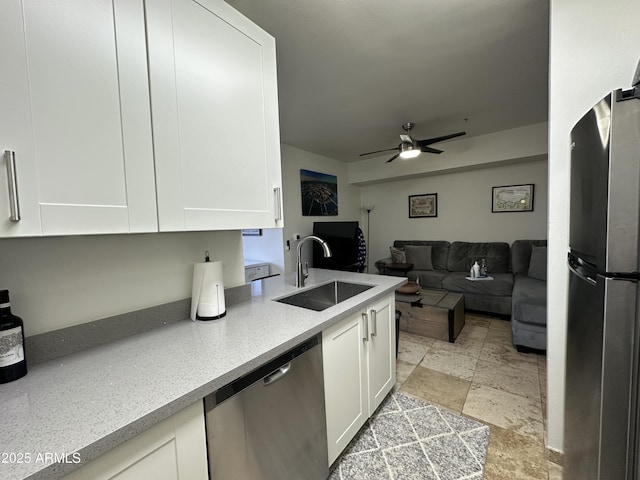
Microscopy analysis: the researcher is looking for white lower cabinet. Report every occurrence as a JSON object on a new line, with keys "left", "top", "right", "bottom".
{"left": 244, "top": 262, "right": 271, "bottom": 282}
{"left": 322, "top": 294, "right": 396, "bottom": 464}
{"left": 63, "top": 401, "right": 208, "bottom": 480}
{"left": 366, "top": 295, "right": 396, "bottom": 412}
{"left": 322, "top": 308, "right": 368, "bottom": 465}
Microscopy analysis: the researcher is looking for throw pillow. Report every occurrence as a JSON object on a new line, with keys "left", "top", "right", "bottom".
{"left": 404, "top": 245, "right": 434, "bottom": 271}
{"left": 390, "top": 246, "right": 406, "bottom": 263}
{"left": 528, "top": 246, "right": 547, "bottom": 281}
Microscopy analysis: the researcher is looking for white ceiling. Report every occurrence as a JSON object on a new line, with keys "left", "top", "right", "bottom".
{"left": 225, "top": 0, "right": 549, "bottom": 163}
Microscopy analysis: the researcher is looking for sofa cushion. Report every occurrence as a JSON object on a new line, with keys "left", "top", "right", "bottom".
{"left": 412, "top": 270, "right": 448, "bottom": 289}
{"left": 404, "top": 245, "right": 433, "bottom": 271}
{"left": 394, "top": 241, "right": 450, "bottom": 271}
{"left": 447, "top": 242, "right": 511, "bottom": 273}
{"left": 464, "top": 292, "right": 512, "bottom": 316}
{"left": 511, "top": 240, "right": 548, "bottom": 276}
{"left": 390, "top": 246, "right": 406, "bottom": 263}
{"left": 528, "top": 246, "right": 547, "bottom": 281}
{"left": 512, "top": 274, "right": 547, "bottom": 326}
{"left": 442, "top": 272, "right": 514, "bottom": 296}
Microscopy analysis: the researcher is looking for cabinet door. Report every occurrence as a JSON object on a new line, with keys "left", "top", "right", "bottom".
{"left": 322, "top": 311, "right": 369, "bottom": 465}
{"left": 63, "top": 401, "right": 208, "bottom": 480}
{"left": 146, "top": 0, "right": 283, "bottom": 232}
{"left": 366, "top": 294, "right": 396, "bottom": 415}
{"left": 0, "top": 0, "right": 157, "bottom": 236}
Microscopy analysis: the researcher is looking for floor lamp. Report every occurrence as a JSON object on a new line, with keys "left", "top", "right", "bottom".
{"left": 363, "top": 204, "right": 375, "bottom": 273}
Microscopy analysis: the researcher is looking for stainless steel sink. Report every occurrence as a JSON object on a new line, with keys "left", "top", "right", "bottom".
{"left": 276, "top": 281, "right": 374, "bottom": 311}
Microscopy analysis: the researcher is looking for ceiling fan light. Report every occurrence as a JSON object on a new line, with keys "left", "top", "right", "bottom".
{"left": 401, "top": 149, "right": 420, "bottom": 159}
{"left": 399, "top": 142, "right": 420, "bottom": 159}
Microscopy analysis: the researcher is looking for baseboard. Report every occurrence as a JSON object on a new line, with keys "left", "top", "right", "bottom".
{"left": 547, "top": 447, "right": 564, "bottom": 466}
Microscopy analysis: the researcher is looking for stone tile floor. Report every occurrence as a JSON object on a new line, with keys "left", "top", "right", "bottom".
{"left": 396, "top": 312, "right": 563, "bottom": 480}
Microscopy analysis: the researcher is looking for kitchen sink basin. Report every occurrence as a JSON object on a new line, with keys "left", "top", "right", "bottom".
{"left": 276, "top": 281, "right": 374, "bottom": 311}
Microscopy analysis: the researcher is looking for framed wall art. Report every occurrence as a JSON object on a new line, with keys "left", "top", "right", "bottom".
{"left": 492, "top": 184, "right": 534, "bottom": 212}
{"left": 300, "top": 169, "right": 338, "bottom": 216}
{"left": 409, "top": 193, "right": 438, "bottom": 218}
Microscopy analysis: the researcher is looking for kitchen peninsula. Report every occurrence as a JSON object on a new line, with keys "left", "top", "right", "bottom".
{"left": 0, "top": 270, "right": 405, "bottom": 480}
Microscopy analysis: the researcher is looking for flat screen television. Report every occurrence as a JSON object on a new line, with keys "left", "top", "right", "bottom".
{"left": 312, "top": 221, "right": 363, "bottom": 272}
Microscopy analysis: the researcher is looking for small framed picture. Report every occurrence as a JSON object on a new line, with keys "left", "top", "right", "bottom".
{"left": 242, "top": 229, "right": 262, "bottom": 236}
{"left": 409, "top": 193, "right": 438, "bottom": 218}
{"left": 492, "top": 184, "right": 534, "bottom": 212}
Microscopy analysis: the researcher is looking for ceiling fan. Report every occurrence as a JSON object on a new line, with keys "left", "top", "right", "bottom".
{"left": 359, "top": 123, "right": 466, "bottom": 163}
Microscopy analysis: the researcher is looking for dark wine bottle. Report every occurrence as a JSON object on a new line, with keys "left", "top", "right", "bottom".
{"left": 0, "top": 290, "right": 27, "bottom": 383}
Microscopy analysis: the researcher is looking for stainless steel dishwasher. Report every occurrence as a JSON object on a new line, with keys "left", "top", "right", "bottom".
{"left": 204, "top": 334, "right": 328, "bottom": 480}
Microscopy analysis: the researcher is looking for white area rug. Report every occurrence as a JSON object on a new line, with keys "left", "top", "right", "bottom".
{"left": 330, "top": 391, "right": 490, "bottom": 480}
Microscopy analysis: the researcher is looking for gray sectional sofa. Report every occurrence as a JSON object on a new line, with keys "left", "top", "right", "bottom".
{"left": 375, "top": 239, "right": 547, "bottom": 351}
{"left": 510, "top": 240, "right": 547, "bottom": 352}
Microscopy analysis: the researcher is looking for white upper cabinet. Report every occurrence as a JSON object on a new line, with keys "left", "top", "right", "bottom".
{"left": 146, "top": 0, "right": 283, "bottom": 231}
{"left": 0, "top": 0, "right": 158, "bottom": 236}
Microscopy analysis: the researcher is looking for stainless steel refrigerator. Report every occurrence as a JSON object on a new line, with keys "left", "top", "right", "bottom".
{"left": 565, "top": 81, "right": 640, "bottom": 479}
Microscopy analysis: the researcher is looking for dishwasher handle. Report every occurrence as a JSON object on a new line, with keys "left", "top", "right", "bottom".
{"left": 207, "top": 334, "right": 320, "bottom": 409}
{"left": 263, "top": 363, "right": 291, "bottom": 386}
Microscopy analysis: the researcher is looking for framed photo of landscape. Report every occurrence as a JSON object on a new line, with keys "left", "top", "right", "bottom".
{"left": 492, "top": 184, "right": 534, "bottom": 212}
{"left": 409, "top": 193, "right": 438, "bottom": 218}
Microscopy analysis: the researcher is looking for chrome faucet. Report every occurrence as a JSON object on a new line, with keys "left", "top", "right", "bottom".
{"left": 296, "top": 235, "right": 332, "bottom": 287}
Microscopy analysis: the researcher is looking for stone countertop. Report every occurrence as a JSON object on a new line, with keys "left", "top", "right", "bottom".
{"left": 243, "top": 258, "right": 270, "bottom": 267}
{"left": 0, "top": 269, "right": 405, "bottom": 480}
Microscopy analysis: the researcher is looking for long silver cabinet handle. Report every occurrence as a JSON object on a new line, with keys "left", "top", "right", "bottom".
{"left": 4, "top": 150, "right": 20, "bottom": 222}
{"left": 362, "top": 312, "right": 369, "bottom": 342}
{"left": 274, "top": 187, "right": 282, "bottom": 221}
{"left": 370, "top": 309, "right": 377, "bottom": 337}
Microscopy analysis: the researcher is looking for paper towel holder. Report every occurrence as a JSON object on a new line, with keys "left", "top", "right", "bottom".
{"left": 191, "top": 251, "right": 226, "bottom": 321}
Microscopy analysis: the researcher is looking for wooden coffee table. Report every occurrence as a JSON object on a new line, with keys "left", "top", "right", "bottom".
{"left": 396, "top": 289, "right": 465, "bottom": 343}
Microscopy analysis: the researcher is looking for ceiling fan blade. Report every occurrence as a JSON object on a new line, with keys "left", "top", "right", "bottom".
{"left": 359, "top": 147, "right": 397, "bottom": 157}
{"left": 421, "top": 146, "right": 443, "bottom": 154}
{"left": 386, "top": 153, "right": 400, "bottom": 163}
{"left": 416, "top": 131, "right": 466, "bottom": 147}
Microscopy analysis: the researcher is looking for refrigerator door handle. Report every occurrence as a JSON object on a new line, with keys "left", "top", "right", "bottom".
{"left": 568, "top": 254, "right": 598, "bottom": 285}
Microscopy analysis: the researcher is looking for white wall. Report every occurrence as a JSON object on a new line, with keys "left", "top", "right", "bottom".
{"left": 240, "top": 142, "right": 365, "bottom": 278}
{"left": 548, "top": 0, "right": 640, "bottom": 452}
{"left": 280, "top": 144, "right": 362, "bottom": 275}
{"left": 0, "top": 231, "right": 244, "bottom": 336}
{"left": 242, "top": 228, "right": 285, "bottom": 275}
{"left": 361, "top": 158, "right": 548, "bottom": 268}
